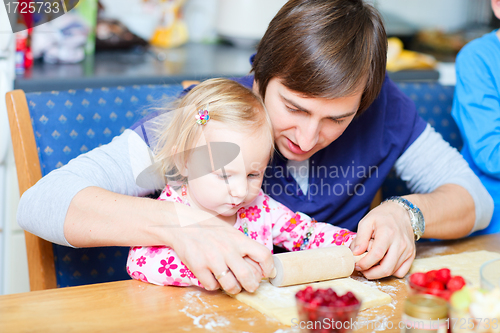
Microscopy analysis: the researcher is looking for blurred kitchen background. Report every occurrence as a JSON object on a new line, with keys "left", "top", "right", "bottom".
{"left": 0, "top": 0, "right": 498, "bottom": 295}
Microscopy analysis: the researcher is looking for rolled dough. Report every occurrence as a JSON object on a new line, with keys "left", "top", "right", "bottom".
{"left": 233, "top": 278, "right": 392, "bottom": 326}
{"left": 409, "top": 250, "right": 500, "bottom": 287}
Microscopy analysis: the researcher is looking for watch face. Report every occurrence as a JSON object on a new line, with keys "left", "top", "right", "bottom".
{"left": 413, "top": 210, "right": 425, "bottom": 236}
{"left": 409, "top": 209, "right": 424, "bottom": 238}
{"left": 386, "top": 197, "right": 424, "bottom": 238}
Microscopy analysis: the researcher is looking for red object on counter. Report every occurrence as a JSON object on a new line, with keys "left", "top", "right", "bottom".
{"left": 15, "top": 28, "right": 33, "bottom": 74}
{"left": 407, "top": 268, "right": 466, "bottom": 301}
{"left": 295, "top": 287, "right": 361, "bottom": 333}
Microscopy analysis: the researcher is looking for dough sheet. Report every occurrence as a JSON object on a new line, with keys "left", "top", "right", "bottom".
{"left": 409, "top": 250, "right": 500, "bottom": 287}
{"left": 233, "top": 277, "right": 392, "bottom": 326}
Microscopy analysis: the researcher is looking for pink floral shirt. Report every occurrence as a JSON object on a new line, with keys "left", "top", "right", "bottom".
{"left": 127, "top": 185, "right": 356, "bottom": 287}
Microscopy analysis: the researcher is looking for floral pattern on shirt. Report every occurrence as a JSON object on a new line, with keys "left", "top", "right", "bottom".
{"left": 127, "top": 185, "right": 356, "bottom": 288}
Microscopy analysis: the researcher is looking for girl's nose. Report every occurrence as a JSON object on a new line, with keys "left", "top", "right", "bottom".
{"left": 229, "top": 178, "right": 248, "bottom": 200}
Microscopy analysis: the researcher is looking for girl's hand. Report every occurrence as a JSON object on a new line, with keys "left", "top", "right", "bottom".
{"left": 168, "top": 209, "right": 274, "bottom": 294}
{"left": 349, "top": 201, "right": 416, "bottom": 279}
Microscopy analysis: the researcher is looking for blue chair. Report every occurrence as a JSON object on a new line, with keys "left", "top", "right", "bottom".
{"left": 6, "top": 83, "right": 184, "bottom": 290}
{"left": 382, "top": 82, "right": 461, "bottom": 199}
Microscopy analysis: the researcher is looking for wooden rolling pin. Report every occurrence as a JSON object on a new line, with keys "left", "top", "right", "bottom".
{"left": 268, "top": 246, "right": 366, "bottom": 287}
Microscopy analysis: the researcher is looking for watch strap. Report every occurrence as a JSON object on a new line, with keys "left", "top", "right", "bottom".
{"left": 384, "top": 196, "right": 425, "bottom": 241}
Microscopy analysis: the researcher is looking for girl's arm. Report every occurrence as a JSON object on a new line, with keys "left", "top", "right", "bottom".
{"left": 127, "top": 246, "right": 202, "bottom": 287}
{"left": 265, "top": 194, "right": 356, "bottom": 251}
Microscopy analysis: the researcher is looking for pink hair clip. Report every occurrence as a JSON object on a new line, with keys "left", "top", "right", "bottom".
{"left": 195, "top": 108, "right": 210, "bottom": 125}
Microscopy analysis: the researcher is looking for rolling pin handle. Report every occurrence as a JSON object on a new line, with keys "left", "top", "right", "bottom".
{"left": 269, "top": 267, "right": 277, "bottom": 279}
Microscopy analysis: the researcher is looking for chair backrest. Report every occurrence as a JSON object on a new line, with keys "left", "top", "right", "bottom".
{"left": 382, "top": 82, "right": 461, "bottom": 198}
{"left": 6, "top": 84, "right": 183, "bottom": 290}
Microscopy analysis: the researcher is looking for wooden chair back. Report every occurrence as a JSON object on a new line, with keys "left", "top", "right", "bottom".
{"left": 5, "top": 83, "right": 186, "bottom": 291}
{"left": 6, "top": 90, "right": 57, "bottom": 290}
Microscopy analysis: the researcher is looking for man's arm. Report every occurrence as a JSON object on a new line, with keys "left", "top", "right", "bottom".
{"left": 395, "top": 124, "right": 493, "bottom": 236}
{"left": 351, "top": 125, "right": 493, "bottom": 279}
{"left": 18, "top": 130, "right": 273, "bottom": 292}
{"left": 18, "top": 130, "right": 152, "bottom": 246}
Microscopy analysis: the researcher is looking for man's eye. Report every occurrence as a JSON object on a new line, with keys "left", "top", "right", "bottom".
{"left": 331, "top": 118, "right": 346, "bottom": 124}
{"left": 286, "top": 106, "right": 301, "bottom": 113}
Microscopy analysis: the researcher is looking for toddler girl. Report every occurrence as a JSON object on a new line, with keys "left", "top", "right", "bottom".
{"left": 127, "top": 78, "right": 356, "bottom": 289}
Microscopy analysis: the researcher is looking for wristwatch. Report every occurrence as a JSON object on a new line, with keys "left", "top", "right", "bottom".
{"left": 384, "top": 196, "right": 425, "bottom": 241}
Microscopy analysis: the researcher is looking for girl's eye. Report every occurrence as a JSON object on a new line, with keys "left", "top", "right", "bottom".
{"left": 248, "top": 173, "right": 261, "bottom": 178}
{"left": 217, "top": 174, "right": 229, "bottom": 180}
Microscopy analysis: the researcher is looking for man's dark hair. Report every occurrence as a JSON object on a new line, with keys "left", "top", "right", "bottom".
{"left": 252, "top": 0, "right": 387, "bottom": 114}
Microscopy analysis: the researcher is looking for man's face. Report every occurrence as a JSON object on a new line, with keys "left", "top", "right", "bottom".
{"left": 255, "top": 78, "right": 363, "bottom": 161}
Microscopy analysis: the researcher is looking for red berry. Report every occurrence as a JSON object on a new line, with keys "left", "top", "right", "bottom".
{"left": 441, "top": 290, "right": 452, "bottom": 301}
{"left": 410, "top": 272, "right": 428, "bottom": 287}
{"left": 310, "top": 296, "right": 322, "bottom": 306}
{"left": 332, "top": 299, "right": 344, "bottom": 307}
{"left": 427, "top": 280, "right": 445, "bottom": 290}
{"left": 435, "top": 268, "right": 452, "bottom": 284}
{"left": 447, "top": 276, "right": 466, "bottom": 291}
{"left": 425, "top": 270, "right": 438, "bottom": 281}
{"left": 297, "top": 287, "right": 360, "bottom": 315}
{"left": 345, "top": 292, "right": 356, "bottom": 301}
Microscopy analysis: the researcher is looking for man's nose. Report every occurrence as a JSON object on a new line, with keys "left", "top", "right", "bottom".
{"left": 297, "top": 121, "right": 319, "bottom": 152}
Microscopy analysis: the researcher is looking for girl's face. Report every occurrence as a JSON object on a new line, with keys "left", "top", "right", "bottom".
{"left": 183, "top": 120, "right": 271, "bottom": 217}
{"left": 256, "top": 78, "right": 362, "bottom": 161}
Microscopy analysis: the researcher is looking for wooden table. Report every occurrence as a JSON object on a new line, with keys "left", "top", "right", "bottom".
{"left": 1, "top": 234, "right": 499, "bottom": 333}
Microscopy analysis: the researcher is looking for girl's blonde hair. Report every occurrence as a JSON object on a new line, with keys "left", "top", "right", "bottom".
{"left": 154, "top": 78, "right": 273, "bottom": 181}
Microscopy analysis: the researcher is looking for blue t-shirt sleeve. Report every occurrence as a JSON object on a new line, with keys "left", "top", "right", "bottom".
{"left": 452, "top": 35, "right": 500, "bottom": 178}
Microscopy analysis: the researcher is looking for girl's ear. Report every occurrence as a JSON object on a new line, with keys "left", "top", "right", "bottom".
{"left": 172, "top": 145, "right": 188, "bottom": 177}
{"left": 179, "top": 163, "right": 188, "bottom": 178}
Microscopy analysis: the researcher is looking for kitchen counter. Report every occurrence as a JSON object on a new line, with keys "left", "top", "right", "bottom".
{"left": 1, "top": 233, "right": 499, "bottom": 332}
{"left": 15, "top": 42, "right": 441, "bottom": 93}
{"left": 15, "top": 43, "right": 256, "bottom": 92}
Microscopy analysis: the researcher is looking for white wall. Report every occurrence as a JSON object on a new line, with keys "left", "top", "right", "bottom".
{"left": 2, "top": 148, "right": 29, "bottom": 295}
{"left": 376, "top": 0, "right": 491, "bottom": 34}
{"left": 0, "top": 2, "right": 30, "bottom": 295}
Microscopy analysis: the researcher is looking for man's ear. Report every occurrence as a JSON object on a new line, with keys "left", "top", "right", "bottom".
{"left": 252, "top": 79, "right": 260, "bottom": 97}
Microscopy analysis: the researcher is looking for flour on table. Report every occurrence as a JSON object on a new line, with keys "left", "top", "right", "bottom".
{"left": 179, "top": 306, "right": 230, "bottom": 330}
{"left": 179, "top": 290, "right": 230, "bottom": 330}
{"left": 409, "top": 250, "right": 500, "bottom": 287}
{"left": 351, "top": 275, "right": 399, "bottom": 298}
{"left": 233, "top": 277, "right": 392, "bottom": 326}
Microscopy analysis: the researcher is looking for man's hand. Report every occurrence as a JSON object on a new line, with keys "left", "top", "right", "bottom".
{"left": 169, "top": 213, "right": 274, "bottom": 294}
{"left": 350, "top": 201, "right": 416, "bottom": 279}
